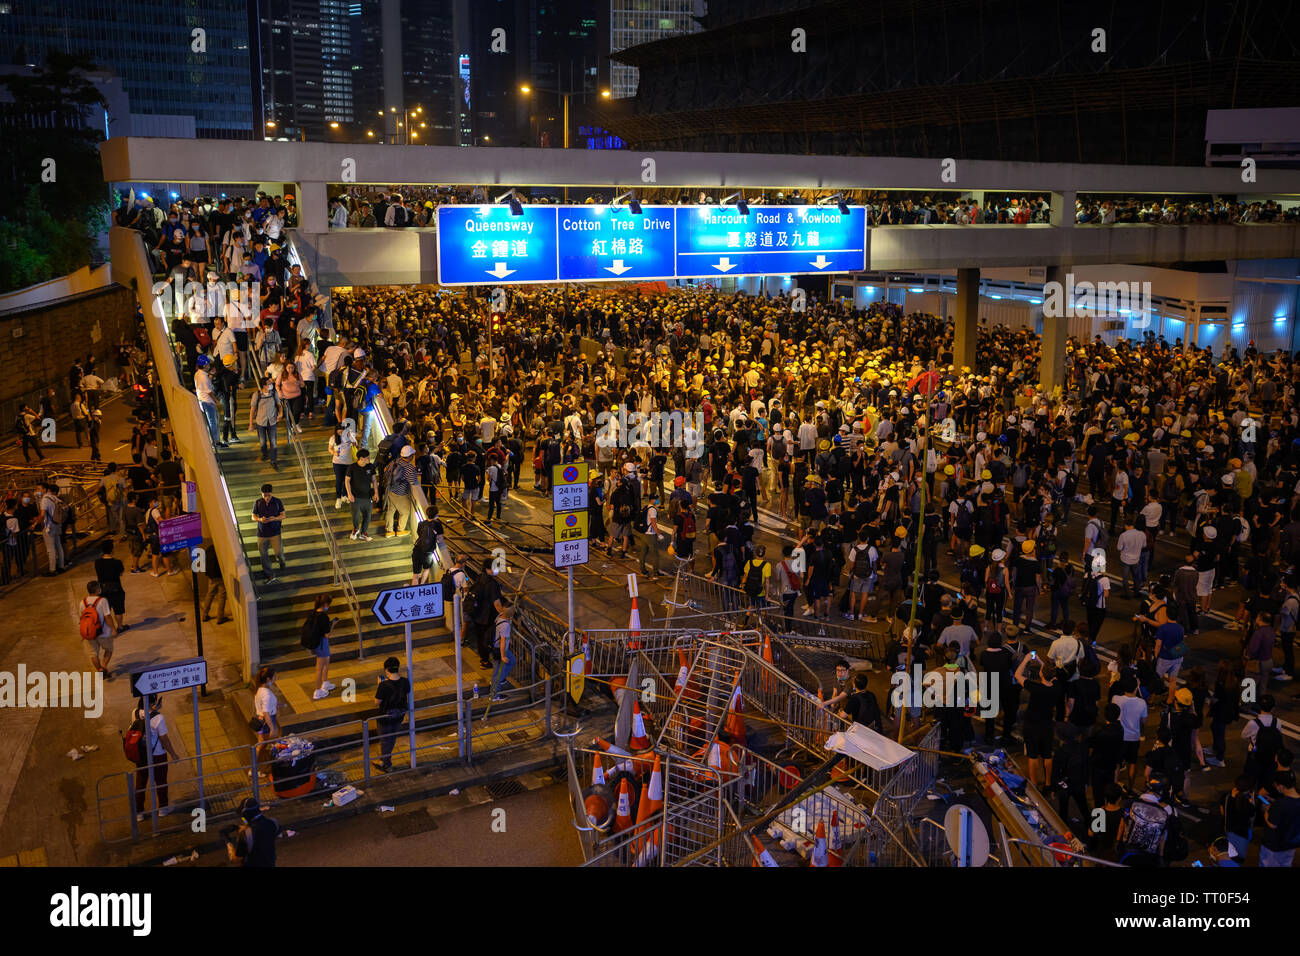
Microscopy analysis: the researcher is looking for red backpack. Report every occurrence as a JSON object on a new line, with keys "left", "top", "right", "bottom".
{"left": 122, "top": 718, "right": 146, "bottom": 764}
{"left": 79, "top": 598, "right": 102, "bottom": 640}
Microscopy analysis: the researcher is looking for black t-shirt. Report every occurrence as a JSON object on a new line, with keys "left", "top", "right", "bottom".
{"left": 1024, "top": 679, "right": 1061, "bottom": 725}
{"left": 127, "top": 464, "right": 154, "bottom": 491}
{"left": 843, "top": 689, "right": 882, "bottom": 728}
{"left": 1068, "top": 676, "right": 1101, "bottom": 727}
{"left": 375, "top": 676, "right": 411, "bottom": 714}
{"left": 95, "top": 556, "right": 125, "bottom": 592}
{"left": 1089, "top": 720, "right": 1124, "bottom": 771}
{"left": 155, "top": 460, "right": 184, "bottom": 491}
{"left": 346, "top": 461, "right": 376, "bottom": 498}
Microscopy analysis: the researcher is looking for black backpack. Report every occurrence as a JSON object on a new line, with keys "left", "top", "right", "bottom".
{"left": 300, "top": 613, "right": 322, "bottom": 651}
{"left": 1252, "top": 717, "right": 1284, "bottom": 764}
{"left": 743, "top": 559, "right": 767, "bottom": 597}
{"left": 1081, "top": 573, "right": 1101, "bottom": 608}
{"left": 634, "top": 506, "right": 649, "bottom": 534}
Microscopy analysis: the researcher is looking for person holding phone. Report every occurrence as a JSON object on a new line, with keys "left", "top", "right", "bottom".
{"left": 304, "top": 594, "right": 336, "bottom": 700}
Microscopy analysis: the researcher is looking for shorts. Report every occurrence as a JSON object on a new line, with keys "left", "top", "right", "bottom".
{"left": 314, "top": 636, "right": 331, "bottom": 659}
{"left": 806, "top": 579, "right": 829, "bottom": 600}
{"left": 1120, "top": 739, "right": 1140, "bottom": 764}
{"left": 1155, "top": 657, "right": 1183, "bottom": 679}
{"left": 84, "top": 634, "right": 114, "bottom": 659}
{"left": 1023, "top": 721, "right": 1054, "bottom": 758}
{"left": 103, "top": 587, "right": 126, "bottom": 615}
{"left": 1196, "top": 569, "right": 1215, "bottom": 597}
{"left": 461, "top": 487, "right": 479, "bottom": 502}
{"left": 609, "top": 522, "right": 629, "bottom": 539}
{"left": 147, "top": 537, "right": 161, "bottom": 556}
{"left": 954, "top": 526, "right": 972, "bottom": 541}
{"left": 233, "top": 330, "right": 249, "bottom": 351}
{"left": 412, "top": 552, "right": 429, "bottom": 575}
{"left": 850, "top": 575, "right": 872, "bottom": 595}
{"left": 127, "top": 535, "right": 144, "bottom": 558}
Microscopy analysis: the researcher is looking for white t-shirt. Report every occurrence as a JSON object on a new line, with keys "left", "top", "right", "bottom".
{"left": 1112, "top": 470, "right": 1129, "bottom": 501}
{"left": 194, "top": 369, "right": 216, "bottom": 405}
{"left": 82, "top": 595, "right": 112, "bottom": 638}
{"left": 255, "top": 686, "right": 278, "bottom": 719}
{"left": 135, "top": 711, "right": 169, "bottom": 756}
{"left": 329, "top": 435, "right": 354, "bottom": 465}
{"left": 295, "top": 352, "right": 317, "bottom": 382}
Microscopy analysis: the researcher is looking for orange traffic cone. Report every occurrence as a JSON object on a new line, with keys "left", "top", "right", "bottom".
{"left": 631, "top": 778, "right": 655, "bottom": 853}
{"left": 632, "top": 825, "right": 660, "bottom": 867}
{"left": 672, "top": 648, "right": 691, "bottom": 699}
{"left": 593, "top": 736, "right": 634, "bottom": 777}
{"left": 613, "top": 777, "right": 634, "bottom": 832}
{"left": 750, "top": 834, "right": 778, "bottom": 867}
{"left": 645, "top": 753, "right": 664, "bottom": 814}
{"left": 724, "top": 682, "right": 747, "bottom": 748}
{"left": 628, "top": 594, "right": 641, "bottom": 650}
{"left": 810, "top": 820, "right": 828, "bottom": 867}
{"left": 592, "top": 752, "right": 606, "bottom": 787}
{"left": 828, "top": 811, "right": 844, "bottom": 867}
{"left": 630, "top": 700, "right": 652, "bottom": 750}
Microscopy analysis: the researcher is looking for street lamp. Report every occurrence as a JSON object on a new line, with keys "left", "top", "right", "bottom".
{"left": 519, "top": 84, "right": 597, "bottom": 149}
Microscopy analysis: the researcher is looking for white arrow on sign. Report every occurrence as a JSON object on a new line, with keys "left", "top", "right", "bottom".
{"left": 810, "top": 255, "right": 832, "bottom": 269}
{"left": 604, "top": 259, "right": 632, "bottom": 276}
{"left": 712, "top": 257, "right": 737, "bottom": 273}
{"left": 485, "top": 262, "right": 516, "bottom": 279}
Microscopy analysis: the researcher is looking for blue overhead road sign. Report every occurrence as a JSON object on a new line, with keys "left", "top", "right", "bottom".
{"left": 673, "top": 204, "right": 866, "bottom": 278}
{"left": 437, "top": 205, "right": 560, "bottom": 285}
{"left": 557, "top": 205, "right": 677, "bottom": 281}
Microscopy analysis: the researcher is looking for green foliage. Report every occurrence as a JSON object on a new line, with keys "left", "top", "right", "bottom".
{"left": 0, "top": 51, "right": 111, "bottom": 292}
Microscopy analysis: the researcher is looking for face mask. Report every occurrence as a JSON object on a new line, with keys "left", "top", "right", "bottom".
{"left": 22, "top": 497, "right": 30, "bottom": 505}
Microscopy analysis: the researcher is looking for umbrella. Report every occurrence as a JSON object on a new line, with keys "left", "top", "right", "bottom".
{"left": 907, "top": 369, "right": 941, "bottom": 397}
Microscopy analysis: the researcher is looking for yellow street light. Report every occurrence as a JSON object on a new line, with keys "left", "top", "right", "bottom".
{"left": 366, "top": 130, "right": 375, "bottom": 137}
{"left": 601, "top": 89, "right": 611, "bottom": 98}
{"left": 329, "top": 122, "right": 339, "bottom": 129}
{"left": 265, "top": 120, "right": 276, "bottom": 128}
{"left": 519, "top": 85, "right": 531, "bottom": 94}
{"left": 420, "top": 122, "right": 426, "bottom": 128}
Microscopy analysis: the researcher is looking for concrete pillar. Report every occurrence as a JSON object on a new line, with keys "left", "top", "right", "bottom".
{"left": 1040, "top": 264, "right": 1069, "bottom": 394}
{"left": 298, "top": 181, "right": 329, "bottom": 235}
{"left": 953, "top": 267, "right": 979, "bottom": 371}
{"left": 1050, "top": 190, "right": 1076, "bottom": 227}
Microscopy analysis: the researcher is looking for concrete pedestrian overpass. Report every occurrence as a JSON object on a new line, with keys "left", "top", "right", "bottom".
{"left": 100, "top": 137, "right": 1300, "bottom": 387}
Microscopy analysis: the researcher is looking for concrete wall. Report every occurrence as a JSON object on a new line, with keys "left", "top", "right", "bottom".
{"left": 0, "top": 263, "right": 116, "bottom": 315}
{"left": 0, "top": 283, "right": 136, "bottom": 407}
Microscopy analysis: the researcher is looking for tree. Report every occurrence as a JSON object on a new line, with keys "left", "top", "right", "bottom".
{"left": 0, "top": 51, "right": 111, "bottom": 291}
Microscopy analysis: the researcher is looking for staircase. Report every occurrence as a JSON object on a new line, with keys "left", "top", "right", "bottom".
{"left": 219, "top": 384, "right": 454, "bottom": 676}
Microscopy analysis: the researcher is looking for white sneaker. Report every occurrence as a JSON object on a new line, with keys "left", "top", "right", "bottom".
{"left": 335, "top": 497, "right": 343, "bottom": 510}
{"left": 322, "top": 681, "right": 336, "bottom": 690}
{"left": 312, "top": 688, "right": 329, "bottom": 699}
{"left": 349, "top": 530, "right": 358, "bottom": 540}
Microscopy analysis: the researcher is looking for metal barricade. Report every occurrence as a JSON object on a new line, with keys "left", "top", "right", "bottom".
{"left": 844, "top": 723, "right": 942, "bottom": 866}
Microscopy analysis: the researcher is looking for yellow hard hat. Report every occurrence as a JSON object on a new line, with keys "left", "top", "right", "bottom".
{"left": 1180, "top": 429, "right": 1191, "bottom": 438}
{"left": 1125, "top": 432, "right": 1139, "bottom": 442}
{"left": 894, "top": 526, "right": 908, "bottom": 539}
{"left": 969, "top": 545, "right": 985, "bottom": 557}
{"left": 944, "top": 464, "right": 955, "bottom": 475}
{"left": 980, "top": 469, "right": 991, "bottom": 480}
{"left": 1022, "top": 539, "right": 1035, "bottom": 553}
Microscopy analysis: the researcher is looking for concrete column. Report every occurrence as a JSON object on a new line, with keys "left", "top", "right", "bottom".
{"left": 1039, "top": 264, "right": 1069, "bottom": 394}
{"left": 953, "top": 267, "right": 979, "bottom": 371}
{"left": 1050, "top": 190, "right": 1076, "bottom": 227}
{"left": 298, "top": 181, "right": 329, "bottom": 235}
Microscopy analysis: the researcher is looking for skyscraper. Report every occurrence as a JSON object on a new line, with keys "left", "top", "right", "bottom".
{"left": 0, "top": 0, "right": 256, "bottom": 137}
{"left": 608, "top": 0, "right": 699, "bottom": 99}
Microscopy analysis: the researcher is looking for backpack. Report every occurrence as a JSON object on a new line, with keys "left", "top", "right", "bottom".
{"left": 1088, "top": 517, "right": 1109, "bottom": 549}
{"left": 1062, "top": 471, "right": 1077, "bottom": 498}
{"left": 743, "top": 559, "right": 767, "bottom": 597}
{"left": 988, "top": 498, "right": 1005, "bottom": 528}
{"left": 719, "top": 545, "right": 739, "bottom": 584}
{"left": 300, "top": 613, "right": 322, "bottom": 651}
{"left": 680, "top": 511, "right": 696, "bottom": 538}
{"left": 851, "top": 544, "right": 874, "bottom": 579}
{"left": 634, "top": 506, "right": 649, "bottom": 534}
{"left": 1082, "top": 573, "right": 1100, "bottom": 608}
{"left": 1121, "top": 798, "right": 1172, "bottom": 856}
{"left": 1060, "top": 566, "right": 1077, "bottom": 596}
{"left": 986, "top": 569, "right": 1003, "bottom": 596}
{"left": 50, "top": 497, "right": 68, "bottom": 525}
{"left": 954, "top": 500, "right": 972, "bottom": 530}
{"left": 1012, "top": 462, "right": 1028, "bottom": 488}
{"left": 1280, "top": 595, "right": 1300, "bottom": 634}
{"left": 615, "top": 499, "right": 634, "bottom": 523}
{"left": 122, "top": 717, "right": 147, "bottom": 765}
{"left": 79, "top": 597, "right": 103, "bottom": 640}
{"left": 1252, "top": 716, "right": 1284, "bottom": 763}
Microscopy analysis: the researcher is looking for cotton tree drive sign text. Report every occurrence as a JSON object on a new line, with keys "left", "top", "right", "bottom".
{"left": 557, "top": 205, "right": 676, "bottom": 281}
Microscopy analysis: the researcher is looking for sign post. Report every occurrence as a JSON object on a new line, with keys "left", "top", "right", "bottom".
{"left": 132, "top": 658, "right": 209, "bottom": 830}
{"left": 551, "top": 463, "right": 590, "bottom": 653}
{"left": 159, "top": 512, "right": 205, "bottom": 692}
{"left": 453, "top": 591, "right": 465, "bottom": 760}
{"left": 371, "top": 583, "right": 444, "bottom": 772}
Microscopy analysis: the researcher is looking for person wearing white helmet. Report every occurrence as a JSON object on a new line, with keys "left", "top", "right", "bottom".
{"left": 1082, "top": 547, "right": 1110, "bottom": 642}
